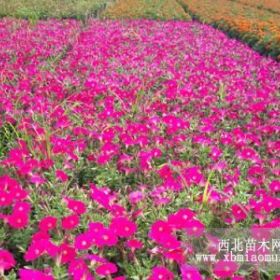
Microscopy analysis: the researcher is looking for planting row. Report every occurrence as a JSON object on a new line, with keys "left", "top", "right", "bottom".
{"left": 0, "top": 0, "right": 111, "bottom": 19}
{"left": 178, "top": 0, "right": 280, "bottom": 59}
{"left": 102, "top": 0, "right": 191, "bottom": 20}
{"left": 0, "top": 18, "right": 280, "bottom": 279}
{"left": 233, "top": 0, "right": 280, "bottom": 14}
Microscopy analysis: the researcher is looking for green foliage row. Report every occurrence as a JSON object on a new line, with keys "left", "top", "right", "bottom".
{"left": 0, "top": 0, "right": 110, "bottom": 19}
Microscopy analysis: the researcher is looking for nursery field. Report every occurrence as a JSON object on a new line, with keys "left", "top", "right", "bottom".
{"left": 1, "top": 0, "right": 280, "bottom": 59}
{"left": 0, "top": 0, "right": 111, "bottom": 19}
{"left": 0, "top": 18, "right": 280, "bottom": 279}
{"left": 178, "top": 0, "right": 280, "bottom": 59}
{"left": 102, "top": 0, "right": 190, "bottom": 20}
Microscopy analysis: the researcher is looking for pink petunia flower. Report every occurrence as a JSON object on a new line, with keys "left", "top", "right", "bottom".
{"left": 7, "top": 211, "right": 29, "bottom": 229}
{"left": 64, "top": 198, "right": 86, "bottom": 215}
{"left": 0, "top": 249, "right": 16, "bottom": 273}
{"left": 213, "top": 260, "right": 239, "bottom": 278}
{"left": 148, "top": 266, "right": 174, "bottom": 280}
{"left": 19, "top": 268, "right": 54, "bottom": 280}
{"left": 180, "top": 264, "right": 202, "bottom": 280}
{"left": 184, "top": 219, "right": 205, "bottom": 237}
{"left": 96, "top": 262, "right": 118, "bottom": 276}
{"left": 39, "top": 216, "right": 57, "bottom": 232}
{"left": 61, "top": 214, "right": 80, "bottom": 230}
{"left": 125, "top": 239, "right": 143, "bottom": 251}
{"left": 110, "top": 217, "right": 137, "bottom": 238}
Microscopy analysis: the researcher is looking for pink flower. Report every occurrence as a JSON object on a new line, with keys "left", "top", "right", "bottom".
{"left": 156, "top": 234, "right": 181, "bottom": 249}
{"left": 149, "top": 220, "right": 172, "bottom": 241}
{"left": 7, "top": 212, "right": 29, "bottom": 229}
{"left": 97, "top": 228, "right": 118, "bottom": 247}
{"left": 270, "top": 180, "right": 280, "bottom": 192}
{"left": 12, "top": 201, "right": 31, "bottom": 213}
{"left": 68, "top": 258, "right": 93, "bottom": 280}
{"left": 183, "top": 167, "right": 204, "bottom": 186}
{"left": 149, "top": 266, "right": 174, "bottom": 280}
{"left": 31, "top": 231, "right": 50, "bottom": 242}
{"left": 125, "top": 239, "right": 143, "bottom": 251}
{"left": 39, "top": 216, "right": 57, "bottom": 231}
{"left": 57, "top": 243, "right": 76, "bottom": 264}
{"left": 110, "top": 217, "right": 137, "bottom": 238}
{"left": 168, "top": 208, "right": 195, "bottom": 228}
{"left": 61, "top": 214, "right": 80, "bottom": 230}
{"left": 0, "top": 249, "right": 16, "bottom": 273}
{"left": 19, "top": 269, "right": 54, "bottom": 280}
{"left": 0, "top": 191, "right": 13, "bottom": 207}
{"left": 163, "top": 248, "right": 185, "bottom": 263}
{"left": 231, "top": 204, "right": 247, "bottom": 222}
{"left": 74, "top": 233, "right": 92, "bottom": 250}
{"left": 238, "top": 148, "right": 259, "bottom": 162}
{"left": 56, "top": 170, "right": 68, "bottom": 182}
{"left": 213, "top": 260, "right": 239, "bottom": 278}
{"left": 128, "top": 191, "right": 145, "bottom": 204}
{"left": 96, "top": 262, "right": 118, "bottom": 276}
{"left": 180, "top": 264, "right": 202, "bottom": 280}
{"left": 64, "top": 198, "right": 86, "bottom": 215}
{"left": 184, "top": 219, "right": 205, "bottom": 237}
{"left": 88, "top": 222, "right": 105, "bottom": 234}
{"left": 24, "top": 240, "right": 46, "bottom": 261}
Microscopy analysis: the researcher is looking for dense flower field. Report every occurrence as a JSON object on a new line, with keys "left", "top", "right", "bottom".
{"left": 178, "top": 0, "right": 280, "bottom": 59}
{"left": 0, "top": 19, "right": 280, "bottom": 279}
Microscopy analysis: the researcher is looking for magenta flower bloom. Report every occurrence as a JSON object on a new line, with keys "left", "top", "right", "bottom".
{"left": 148, "top": 266, "right": 174, "bottom": 280}
{"left": 125, "top": 239, "right": 143, "bottom": 251}
{"left": 55, "top": 243, "right": 76, "bottom": 264}
{"left": 110, "top": 216, "right": 137, "bottom": 238}
{"left": 19, "top": 269, "right": 54, "bottom": 280}
{"left": 64, "top": 198, "right": 86, "bottom": 215}
{"left": 61, "top": 214, "right": 80, "bottom": 230}
{"left": 149, "top": 220, "right": 172, "bottom": 241}
{"left": 97, "top": 228, "right": 118, "bottom": 247}
{"left": 0, "top": 191, "right": 13, "bottom": 207}
{"left": 163, "top": 248, "right": 185, "bottom": 263}
{"left": 74, "top": 232, "right": 92, "bottom": 250}
{"left": 128, "top": 191, "right": 145, "bottom": 204}
{"left": 270, "top": 180, "right": 280, "bottom": 192}
{"left": 184, "top": 219, "right": 205, "bottom": 237}
{"left": 0, "top": 249, "right": 16, "bottom": 273}
{"left": 39, "top": 216, "right": 57, "bottom": 232}
{"left": 168, "top": 208, "right": 195, "bottom": 228}
{"left": 68, "top": 258, "right": 93, "bottom": 280}
{"left": 213, "top": 260, "right": 239, "bottom": 278}
{"left": 7, "top": 212, "right": 29, "bottom": 229}
{"left": 231, "top": 204, "right": 247, "bottom": 222}
{"left": 96, "top": 262, "right": 118, "bottom": 276}
{"left": 180, "top": 264, "right": 202, "bottom": 280}
{"left": 55, "top": 170, "right": 68, "bottom": 182}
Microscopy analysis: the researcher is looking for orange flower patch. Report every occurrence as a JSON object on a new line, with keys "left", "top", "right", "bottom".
{"left": 102, "top": 0, "right": 191, "bottom": 20}
{"left": 179, "top": 0, "right": 280, "bottom": 57}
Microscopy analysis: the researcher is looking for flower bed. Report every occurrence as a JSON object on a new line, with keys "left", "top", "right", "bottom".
{"left": 179, "top": 0, "right": 280, "bottom": 59}
{"left": 0, "top": 19, "right": 280, "bottom": 279}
